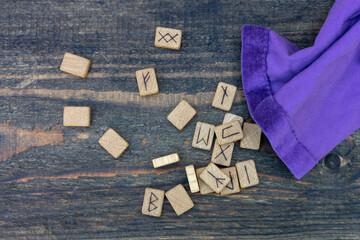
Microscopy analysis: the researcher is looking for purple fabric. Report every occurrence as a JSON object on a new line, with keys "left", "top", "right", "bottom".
{"left": 241, "top": 0, "right": 360, "bottom": 179}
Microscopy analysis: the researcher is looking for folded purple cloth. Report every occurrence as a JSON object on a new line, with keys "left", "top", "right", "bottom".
{"left": 241, "top": 0, "right": 360, "bottom": 179}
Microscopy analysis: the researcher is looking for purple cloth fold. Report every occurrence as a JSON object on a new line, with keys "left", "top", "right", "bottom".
{"left": 241, "top": 0, "right": 360, "bottom": 179}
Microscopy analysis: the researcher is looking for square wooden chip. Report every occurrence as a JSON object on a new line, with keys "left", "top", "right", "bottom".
{"left": 60, "top": 52, "right": 91, "bottom": 78}
{"left": 63, "top": 106, "right": 91, "bottom": 127}
{"left": 235, "top": 160, "right": 259, "bottom": 188}
{"left": 155, "top": 27, "right": 182, "bottom": 50}
{"left": 212, "top": 82, "right": 237, "bottom": 111}
{"left": 142, "top": 188, "right": 165, "bottom": 217}
{"left": 240, "top": 123, "right": 262, "bottom": 150}
{"left": 220, "top": 166, "right": 240, "bottom": 195}
{"left": 165, "top": 184, "right": 194, "bottom": 216}
{"left": 214, "top": 120, "right": 243, "bottom": 145}
{"left": 167, "top": 100, "right": 197, "bottom": 130}
{"left": 192, "top": 122, "right": 215, "bottom": 151}
{"left": 199, "top": 163, "right": 230, "bottom": 193}
{"left": 98, "top": 128, "right": 129, "bottom": 158}
{"left": 136, "top": 68, "right": 159, "bottom": 96}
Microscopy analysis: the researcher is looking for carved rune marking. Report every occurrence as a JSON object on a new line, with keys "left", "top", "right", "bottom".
{"left": 222, "top": 125, "right": 240, "bottom": 139}
{"left": 215, "top": 144, "right": 231, "bottom": 162}
{"left": 221, "top": 86, "right": 228, "bottom": 105}
{"left": 225, "top": 170, "right": 234, "bottom": 190}
{"left": 244, "top": 166, "right": 251, "bottom": 184}
{"left": 148, "top": 192, "right": 158, "bottom": 212}
{"left": 158, "top": 32, "right": 178, "bottom": 43}
{"left": 142, "top": 71, "right": 151, "bottom": 91}
{"left": 207, "top": 171, "right": 225, "bottom": 188}
{"left": 197, "top": 126, "right": 211, "bottom": 146}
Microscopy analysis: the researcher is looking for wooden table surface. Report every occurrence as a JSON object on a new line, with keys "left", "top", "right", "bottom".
{"left": 0, "top": 0, "right": 359, "bottom": 239}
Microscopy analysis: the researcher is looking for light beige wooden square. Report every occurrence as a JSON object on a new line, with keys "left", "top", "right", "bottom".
{"left": 63, "top": 106, "right": 91, "bottom": 127}
{"left": 185, "top": 165, "right": 200, "bottom": 193}
{"left": 165, "top": 184, "right": 194, "bottom": 216}
{"left": 167, "top": 100, "right": 197, "bottom": 130}
{"left": 220, "top": 166, "right": 240, "bottom": 195}
{"left": 212, "top": 82, "right": 237, "bottom": 111}
{"left": 199, "top": 163, "right": 230, "bottom": 194}
{"left": 240, "top": 123, "right": 262, "bottom": 150}
{"left": 142, "top": 187, "right": 165, "bottom": 217}
{"left": 223, "top": 113, "right": 243, "bottom": 125}
{"left": 192, "top": 122, "right": 215, "bottom": 151}
{"left": 211, "top": 141, "right": 234, "bottom": 167}
{"left": 60, "top": 52, "right": 91, "bottom": 78}
{"left": 196, "top": 167, "right": 214, "bottom": 194}
{"left": 98, "top": 128, "right": 129, "bottom": 158}
{"left": 152, "top": 153, "right": 179, "bottom": 168}
{"left": 136, "top": 68, "right": 159, "bottom": 96}
{"left": 214, "top": 120, "right": 243, "bottom": 145}
{"left": 155, "top": 27, "right": 182, "bottom": 50}
{"left": 235, "top": 160, "right": 259, "bottom": 188}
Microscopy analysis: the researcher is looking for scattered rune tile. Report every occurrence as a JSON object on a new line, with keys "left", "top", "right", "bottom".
{"left": 152, "top": 153, "right": 180, "bottom": 168}
{"left": 219, "top": 166, "right": 240, "bottom": 195}
{"left": 135, "top": 68, "right": 159, "bottom": 96}
{"left": 196, "top": 167, "right": 214, "bottom": 195}
{"left": 185, "top": 165, "right": 200, "bottom": 193}
{"left": 240, "top": 123, "right": 262, "bottom": 150}
{"left": 192, "top": 122, "right": 215, "bottom": 151}
{"left": 98, "top": 128, "right": 129, "bottom": 158}
{"left": 199, "top": 163, "right": 230, "bottom": 194}
{"left": 155, "top": 27, "right": 182, "bottom": 50}
{"left": 223, "top": 113, "right": 243, "bottom": 125}
{"left": 212, "top": 82, "right": 237, "bottom": 111}
{"left": 142, "top": 187, "right": 165, "bottom": 217}
{"left": 63, "top": 106, "right": 91, "bottom": 127}
{"left": 167, "top": 100, "right": 197, "bottom": 130}
{"left": 60, "top": 52, "right": 91, "bottom": 78}
{"left": 165, "top": 184, "right": 194, "bottom": 216}
{"left": 214, "top": 120, "right": 243, "bottom": 145}
{"left": 235, "top": 160, "right": 259, "bottom": 188}
{"left": 211, "top": 141, "right": 234, "bottom": 167}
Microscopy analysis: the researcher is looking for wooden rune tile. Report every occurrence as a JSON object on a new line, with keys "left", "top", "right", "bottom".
{"left": 192, "top": 122, "right": 215, "bottom": 151}
{"left": 142, "top": 188, "right": 165, "bottom": 217}
{"left": 136, "top": 68, "right": 159, "bottom": 96}
{"left": 240, "top": 123, "right": 262, "bottom": 150}
{"left": 167, "top": 100, "right": 197, "bottom": 130}
{"left": 212, "top": 82, "right": 237, "bottom": 111}
{"left": 98, "top": 128, "right": 129, "bottom": 158}
{"left": 214, "top": 120, "right": 243, "bottom": 145}
{"left": 199, "top": 163, "right": 230, "bottom": 194}
{"left": 220, "top": 166, "right": 240, "bottom": 195}
{"left": 185, "top": 165, "right": 200, "bottom": 193}
{"left": 196, "top": 167, "right": 214, "bottom": 195}
{"left": 60, "top": 52, "right": 91, "bottom": 78}
{"left": 152, "top": 153, "right": 180, "bottom": 168}
{"left": 155, "top": 27, "right": 182, "bottom": 50}
{"left": 235, "top": 160, "right": 259, "bottom": 188}
{"left": 63, "top": 106, "right": 91, "bottom": 127}
{"left": 211, "top": 141, "right": 234, "bottom": 167}
{"left": 223, "top": 113, "right": 243, "bottom": 125}
{"left": 165, "top": 184, "right": 194, "bottom": 216}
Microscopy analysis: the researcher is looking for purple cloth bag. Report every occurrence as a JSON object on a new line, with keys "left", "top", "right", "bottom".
{"left": 241, "top": 0, "right": 360, "bottom": 179}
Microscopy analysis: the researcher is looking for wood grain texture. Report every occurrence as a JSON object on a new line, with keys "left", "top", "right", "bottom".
{"left": 0, "top": 0, "right": 359, "bottom": 239}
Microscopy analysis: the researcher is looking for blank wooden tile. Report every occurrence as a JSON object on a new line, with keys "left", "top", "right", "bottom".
{"left": 155, "top": 27, "right": 182, "bottom": 50}
{"left": 192, "top": 122, "right": 215, "bottom": 151}
{"left": 240, "top": 123, "right": 262, "bottom": 150}
{"left": 196, "top": 167, "right": 214, "bottom": 194}
{"left": 60, "top": 52, "right": 91, "bottom": 78}
{"left": 214, "top": 120, "right": 243, "bottom": 145}
{"left": 165, "top": 184, "right": 194, "bottom": 216}
{"left": 152, "top": 153, "right": 179, "bottom": 168}
{"left": 167, "top": 100, "right": 197, "bottom": 130}
{"left": 98, "top": 128, "right": 129, "bottom": 158}
{"left": 63, "top": 106, "right": 91, "bottom": 127}
{"left": 223, "top": 113, "right": 243, "bottom": 125}
{"left": 136, "top": 68, "right": 159, "bottom": 96}
{"left": 235, "top": 160, "right": 259, "bottom": 188}
{"left": 199, "top": 163, "right": 230, "bottom": 194}
{"left": 220, "top": 167, "right": 241, "bottom": 195}
{"left": 185, "top": 165, "right": 200, "bottom": 193}
{"left": 211, "top": 141, "right": 234, "bottom": 167}
{"left": 142, "top": 187, "right": 165, "bottom": 217}
{"left": 212, "top": 82, "right": 237, "bottom": 111}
